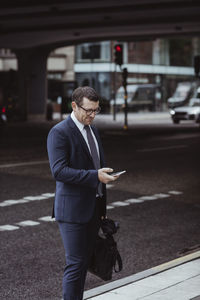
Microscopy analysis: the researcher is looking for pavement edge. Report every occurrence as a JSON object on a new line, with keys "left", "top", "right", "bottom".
{"left": 84, "top": 250, "right": 200, "bottom": 299}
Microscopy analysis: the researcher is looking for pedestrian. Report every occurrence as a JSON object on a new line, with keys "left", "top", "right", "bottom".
{"left": 47, "top": 86, "right": 119, "bottom": 300}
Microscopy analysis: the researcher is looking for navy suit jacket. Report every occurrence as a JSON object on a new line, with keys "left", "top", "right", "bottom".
{"left": 47, "top": 115, "right": 107, "bottom": 224}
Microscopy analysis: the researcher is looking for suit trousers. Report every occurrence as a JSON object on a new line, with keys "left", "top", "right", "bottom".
{"left": 58, "top": 198, "right": 101, "bottom": 300}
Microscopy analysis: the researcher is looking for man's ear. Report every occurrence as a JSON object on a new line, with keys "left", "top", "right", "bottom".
{"left": 71, "top": 101, "right": 76, "bottom": 111}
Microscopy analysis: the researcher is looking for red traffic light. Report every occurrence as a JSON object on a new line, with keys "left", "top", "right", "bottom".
{"left": 115, "top": 45, "right": 122, "bottom": 52}
{"left": 114, "top": 44, "right": 123, "bottom": 66}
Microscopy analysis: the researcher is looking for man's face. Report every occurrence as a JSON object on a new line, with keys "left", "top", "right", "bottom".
{"left": 72, "top": 97, "right": 99, "bottom": 125}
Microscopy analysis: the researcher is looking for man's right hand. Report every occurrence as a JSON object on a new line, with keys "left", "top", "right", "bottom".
{"left": 98, "top": 168, "right": 119, "bottom": 184}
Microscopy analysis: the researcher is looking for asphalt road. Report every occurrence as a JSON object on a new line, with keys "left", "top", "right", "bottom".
{"left": 0, "top": 113, "right": 200, "bottom": 300}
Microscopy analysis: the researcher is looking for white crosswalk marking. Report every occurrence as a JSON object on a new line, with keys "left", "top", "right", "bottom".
{"left": 153, "top": 193, "right": 170, "bottom": 198}
{"left": 110, "top": 201, "right": 130, "bottom": 207}
{"left": 38, "top": 216, "right": 55, "bottom": 222}
{"left": 125, "top": 199, "right": 144, "bottom": 204}
{"left": 0, "top": 193, "right": 55, "bottom": 207}
{"left": 106, "top": 205, "right": 114, "bottom": 210}
{"left": 106, "top": 184, "right": 114, "bottom": 189}
{"left": 23, "top": 195, "right": 50, "bottom": 201}
{"left": 16, "top": 220, "right": 40, "bottom": 227}
{"left": 41, "top": 193, "right": 55, "bottom": 197}
{"left": 0, "top": 190, "right": 183, "bottom": 232}
{"left": 168, "top": 191, "right": 183, "bottom": 195}
{"left": 138, "top": 196, "right": 158, "bottom": 201}
{"left": 0, "top": 225, "right": 19, "bottom": 231}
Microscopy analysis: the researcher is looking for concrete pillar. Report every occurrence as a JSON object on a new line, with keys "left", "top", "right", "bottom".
{"left": 192, "top": 37, "right": 200, "bottom": 56}
{"left": 16, "top": 47, "right": 50, "bottom": 121}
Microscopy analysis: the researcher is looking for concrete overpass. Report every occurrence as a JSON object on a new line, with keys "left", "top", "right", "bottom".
{"left": 1, "top": 0, "right": 200, "bottom": 120}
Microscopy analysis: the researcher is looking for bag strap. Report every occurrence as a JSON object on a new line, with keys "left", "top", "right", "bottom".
{"left": 114, "top": 250, "right": 123, "bottom": 273}
{"left": 106, "top": 234, "right": 123, "bottom": 273}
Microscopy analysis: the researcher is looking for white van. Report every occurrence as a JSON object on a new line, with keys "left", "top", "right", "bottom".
{"left": 167, "top": 82, "right": 197, "bottom": 109}
{"left": 110, "top": 84, "right": 162, "bottom": 112}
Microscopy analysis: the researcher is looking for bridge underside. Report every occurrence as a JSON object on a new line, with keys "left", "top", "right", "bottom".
{"left": 0, "top": 0, "right": 200, "bottom": 120}
{"left": 0, "top": 0, "right": 200, "bottom": 50}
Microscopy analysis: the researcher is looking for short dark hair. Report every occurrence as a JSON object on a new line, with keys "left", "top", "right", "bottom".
{"left": 72, "top": 86, "right": 99, "bottom": 105}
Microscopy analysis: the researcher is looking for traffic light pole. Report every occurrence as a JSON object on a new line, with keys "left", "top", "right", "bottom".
{"left": 122, "top": 67, "right": 128, "bottom": 130}
{"left": 124, "top": 84, "right": 128, "bottom": 130}
{"left": 113, "top": 63, "right": 117, "bottom": 121}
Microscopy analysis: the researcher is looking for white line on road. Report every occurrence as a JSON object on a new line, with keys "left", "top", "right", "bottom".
{"left": 0, "top": 190, "right": 183, "bottom": 232}
{"left": 38, "top": 216, "right": 55, "bottom": 222}
{"left": 137, "top": 145, "right": 188, "bottom": 152}
{"left": 0, "top": 225, "right": 19, "bottom": 231}
{"left": 138, "top": 196, "right": 159, "bottom": 201}
{"left": 153, "top": 193, "right": 170, "bottom": 198}
{"left": 168, "top": 191, "right": 183, "bottom": 195}
{"left": 110, "top": 201, "right": 130, "bottom": 207}
{"left": 0, "top": 160, "right": 49, "bottom": 169}
{"left": 0, "top": 193, "right": 55, "bottom": 207}
{"left": 16, "top": 220, "right": 40, "bottom": 227}
{"left": 106, "top": 205, "right": 115, "bottom": 210}
{"left": 125, "top": 199, "right": 145, "bottom": 204}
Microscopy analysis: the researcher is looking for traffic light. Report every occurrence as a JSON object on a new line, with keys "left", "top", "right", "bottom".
{"left": 114, "top": 44, "right": 123, "bottom": 66}
{"left": 122, "top": 68, "right": 128, "bottom": 87}
{"left": 194, "top": 55, "right": 200, "bottom": 77}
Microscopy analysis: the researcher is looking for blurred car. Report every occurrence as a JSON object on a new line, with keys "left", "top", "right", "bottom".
{"left": 110, "top": 85, "right": 138, "bottom": 112}
{"left": 110, "top": 84, "right": 162, "bottom": 112}
{"left": 170, "top": 95, "right": 200, "bottom": 124}
{"left": 0, "top": 105, "right": 7, "bottom": 125}
{"left": 167, "top": 82, "right": 197, "bottom": 109}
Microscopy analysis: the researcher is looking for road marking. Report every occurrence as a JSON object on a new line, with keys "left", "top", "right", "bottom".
{"left": 23, "top": 195, "right": 50, "bottom": 201}
{"left": 38, "top": 216, "right": 55, "bottom": 222}
{"left": 169, "top": 191, "right": 183, "bottom": 195}
{"left": 137, "top": 145, "right": 187, "bottom": 152}
{"left": 107, "top": 205, "right": 115, "bottom": 210}
{"left": 153, "top": 193, "right": 170, "bottom": 198}
{"left": 0, "top": 193, "right": 55, "bottom": 207}
{"left": 106, "top": 184, "right": 114, "bottom": 189}
{"left": 0, "top": 160, "right": 49, "bottom": 169}
{"left": 41, "top": 193, "right": 55, "bottom": 197}
{"left": 110, "top": 201, "right": 130, "bottom": 207}
{"left": 138, "top": 195, "right": 158, "bottom": 201}
{"left": 16, "top": 220, "right": 40, "bottom": 227}
{"left": 125, "top": 198, "right": 145, "bottom": 204}
{"left": 0, "top": 225, "right": 19, "bottom": 231}
{"left": 0, "top": 190, "right": 183, "bottom": 232}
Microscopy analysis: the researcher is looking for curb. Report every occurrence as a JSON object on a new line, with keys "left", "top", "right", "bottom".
{"left": 84, "top": 250, "right": 200, "bottom": 299}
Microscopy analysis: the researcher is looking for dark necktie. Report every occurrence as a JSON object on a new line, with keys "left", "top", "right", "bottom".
{"left": 84, "top": 125, "right": 103, "bottom": 196}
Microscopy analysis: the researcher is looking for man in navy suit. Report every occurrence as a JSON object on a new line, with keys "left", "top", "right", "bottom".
{"left": 47, "top": 86, "right": 118, "bottom": 300}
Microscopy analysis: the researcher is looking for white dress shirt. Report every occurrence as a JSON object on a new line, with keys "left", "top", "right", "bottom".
{"left": 71, "top": 111, "right": 100, "bottom": 158}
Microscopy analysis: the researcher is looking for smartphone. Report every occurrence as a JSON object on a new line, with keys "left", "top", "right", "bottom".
{"left": 112, "top": 170, "right": 126, "bottom": 177}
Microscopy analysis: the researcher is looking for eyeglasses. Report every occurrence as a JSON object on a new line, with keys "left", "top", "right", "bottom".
{"left": 77, "top": 104, "right": 101, "bottom": 115}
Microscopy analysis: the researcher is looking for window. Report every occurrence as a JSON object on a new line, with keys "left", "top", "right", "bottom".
{"left": 169, "top": 39, "right": 192, "bottom": 66}
{"left": 76, "top": 41, "right": 110, "bottom": 62}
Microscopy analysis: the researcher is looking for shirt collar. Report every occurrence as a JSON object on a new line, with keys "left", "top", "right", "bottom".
{"left": 71, "top": 111, "right": 85, "bottom": 132}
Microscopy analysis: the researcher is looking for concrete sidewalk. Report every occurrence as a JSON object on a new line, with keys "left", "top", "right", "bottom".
{"left": 84, "top": 251, "right": 200, "bottom": 300}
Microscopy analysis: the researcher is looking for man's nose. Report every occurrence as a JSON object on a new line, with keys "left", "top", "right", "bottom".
{"left": 90, "top": 111, "right": 96, "bottom": 116}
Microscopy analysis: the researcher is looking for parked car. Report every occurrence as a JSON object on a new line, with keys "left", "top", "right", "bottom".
{"left": 110, "top": 84, "right": 162, "bottom": 112}
{"left": 0, "top": 105, "right": 7, "bottom": 125}
{"left": 170, "top": 88, "right": 200, "bottom": 124}
{"left": 167, "top": 81, "right": 197, "bottom": 109}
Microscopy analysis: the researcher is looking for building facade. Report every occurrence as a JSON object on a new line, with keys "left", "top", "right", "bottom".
{"left": 74, "top": 38, "right": 200, "bottom": 108}
{"left": 0, "top": 37, "right": 199, "bottom": 114}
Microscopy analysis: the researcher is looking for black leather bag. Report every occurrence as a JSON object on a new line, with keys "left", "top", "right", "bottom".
{"left": 88, "top": 218, "right": 122, "bottom": 281}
